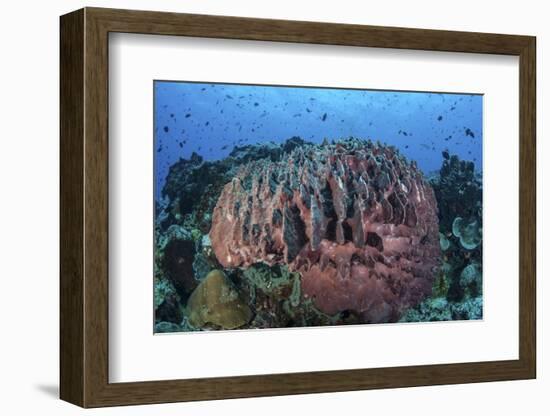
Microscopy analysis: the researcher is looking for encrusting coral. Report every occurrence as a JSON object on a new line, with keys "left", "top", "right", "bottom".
{"left": 187, "top": 269, "right": 252, "bottom": 329}
{"left": 209, "top": 138, "right": 441, "bottom": 323}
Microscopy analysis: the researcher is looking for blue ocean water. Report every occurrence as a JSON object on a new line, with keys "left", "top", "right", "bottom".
{"left": 154, "top": 81, "right": 482, "bottom": 201}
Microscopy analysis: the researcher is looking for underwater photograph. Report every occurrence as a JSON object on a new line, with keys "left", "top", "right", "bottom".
{"left": 153, "top": 81, "right": 483, "bottom": 333}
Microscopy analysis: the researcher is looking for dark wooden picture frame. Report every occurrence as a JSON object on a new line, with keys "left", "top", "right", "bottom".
{"left": 60, "top": 7, "right": 536, "bottom": 408}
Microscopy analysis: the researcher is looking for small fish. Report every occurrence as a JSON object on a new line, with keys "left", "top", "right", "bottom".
{"left": 226, "top": 95, "right": 233, "bottom": 99}
{"left": 321, "top": 113, "right": 327, "bottom": 121}
{"left": 442, "top": 150, "right": 450, "bottom": 159}
{"left": 205, "top": 121, "right": 209, "bottom": 126}
{"left": 185, "top": 113, "right": 191, "bottom": 118}
{"left": 254, "top": 102, "right": 259, "bottom": 106}
{"left": 170, "top": 113, "right": 174, "bottom": 118}
{"left": 163, "top": 126, "right": 169, "bottom": 133}
{"left": 306, "top": 108, "right": 311, "bottom": 113}
{"left": 437, "top": 115, "right": 443, "bottom": 121}
{"left": 465, "top": 128, "right": 475, "bottom": 138}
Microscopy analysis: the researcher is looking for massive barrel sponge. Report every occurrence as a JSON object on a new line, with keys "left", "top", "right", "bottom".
{"left": 209, "top": 138, "right": 440, "bottom": 323}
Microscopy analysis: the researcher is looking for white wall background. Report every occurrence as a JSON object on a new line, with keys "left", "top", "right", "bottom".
{"left": 0, "top": 0, "right": 546, "bottom": 414}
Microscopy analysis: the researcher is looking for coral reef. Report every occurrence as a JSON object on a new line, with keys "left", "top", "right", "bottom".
{"left": 209, "top": 138, "right": 441, "bottom": 323}
{"left": 187, "top": 269, "right": 252, "bottom": 329}
{"left": 452, "top": 217, "right": 482, "bottom": 250}
{"left": 228, "top": 263, "right": 346, "bottom": 328}
{"left": 154, "top": 138, "right": 321, "bottom": 329}
{"left": 431, "top": 152, "right": 482, "bottom": 232}
{"left": 155, "top": 291, "right": 183, "bottom": 324}
{"left": 191, "top": 234, "right": 220, "bottom": 282}
{"left": 154, "top": 139, "right": 483, "bottom": 331}
{"left": 154, "top": 321, "right": 182, "bottom": 333}
{"left": 459, "top": 262, "right": 482, "bottom": 296}
{"left": 439, "top": 232, "right": 451, "bottom": 251}
{"left": 400, "top": 152, "right": 483, "bottom": 322}
{"left": 157, "top": 225, "right": 198, "bottom": 301}
{"left": 399, "top": 294, "right": 482, "bottom": 322}
{"left": 451, "top": 296, "right": 483, "bottom": 320}
{"left": 158, "top": 137, "right": 310, "bottom": 233}
{"left": 154, "top": 275, "right": 177, "bottom": 310}
{"left": 399, "top": 297, "right": 452, "bottom": 322}
{"left": 160, "top": 152, "right": 229, "bottom": 232}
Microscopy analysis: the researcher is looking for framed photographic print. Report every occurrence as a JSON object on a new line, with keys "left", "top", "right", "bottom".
{"left": 60, "top": 7, "right": 536, "bottom": 407}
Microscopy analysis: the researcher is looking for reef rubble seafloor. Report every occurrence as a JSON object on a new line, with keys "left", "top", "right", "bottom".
{"left": 153, "top": 137, "right": 483, "bottom": 333}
